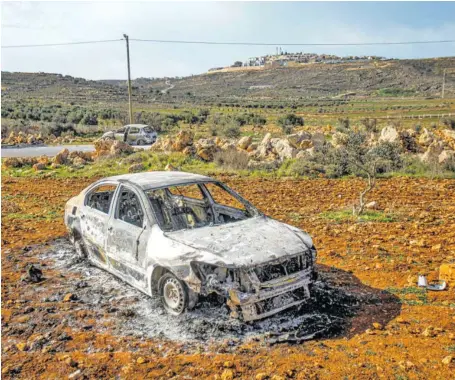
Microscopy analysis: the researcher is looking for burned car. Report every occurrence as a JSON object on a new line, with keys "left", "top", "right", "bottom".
{"left": 64, "top": 172, "right": 317, "bottom": 321}
{"left": 101, "top": 124, "right": 157, "bottom": 145}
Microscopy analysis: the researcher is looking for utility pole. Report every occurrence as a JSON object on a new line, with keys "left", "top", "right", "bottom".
{"left": 123, "top": 34, "right": 133, "bottom": 124}
{"left": 442, "top": 68, "right": 446, "bottom": 99}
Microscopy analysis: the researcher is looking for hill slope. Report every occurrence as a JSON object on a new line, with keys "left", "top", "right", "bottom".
{"left": 2, "top": 57, "right": 454, "bottom": 106}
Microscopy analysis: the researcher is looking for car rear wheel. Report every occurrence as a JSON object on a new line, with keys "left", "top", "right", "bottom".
{"left": 136, "top": 139, "right": 145, "bottom": 145}
{"left": 159, "top": 273, "right": 188, "bottom": 315}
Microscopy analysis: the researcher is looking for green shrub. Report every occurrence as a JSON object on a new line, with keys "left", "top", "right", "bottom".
{"left": 287, "top": 159, "right": 325, "bottom": 177}
{"left": 214, "top": 149, "right": 249, "bottom": 170}
{"left": 278, "top": 113, "right": 304, "bottom": 134}
{"left": 221, "top": 122, "right": 241, "bottom": 138}
{"left": 442, "top": 118, "right": 455, "bottom": 130}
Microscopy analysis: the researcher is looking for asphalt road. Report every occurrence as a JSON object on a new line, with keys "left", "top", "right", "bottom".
{"left": 1, "top": 144, "right": 147, "bottom": 158}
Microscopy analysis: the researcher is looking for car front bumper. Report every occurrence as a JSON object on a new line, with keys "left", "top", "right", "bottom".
{"left": 227, "top": 267, "right": 313, "bottom": 321}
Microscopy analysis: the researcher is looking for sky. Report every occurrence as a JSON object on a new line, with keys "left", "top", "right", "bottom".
{"left": 1, "top": 1, "right": 455, "bottom": 80}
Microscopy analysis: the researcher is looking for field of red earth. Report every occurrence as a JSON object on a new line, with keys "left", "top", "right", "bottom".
{"left": 2, "top": 175, "right": 455, "bottom": 379}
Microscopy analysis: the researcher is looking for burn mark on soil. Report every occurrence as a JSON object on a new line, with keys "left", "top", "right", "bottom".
{"left": 33, "top": 239, "right": 402, "bottom": 346}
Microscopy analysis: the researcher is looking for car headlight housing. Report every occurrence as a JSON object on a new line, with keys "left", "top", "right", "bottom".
{"left": 190, "top": 262, "right": 239, "bottom": 294}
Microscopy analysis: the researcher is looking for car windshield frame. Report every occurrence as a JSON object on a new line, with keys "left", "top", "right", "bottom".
{"left": 145, "top": 181, "right": 260, "bottom": 232}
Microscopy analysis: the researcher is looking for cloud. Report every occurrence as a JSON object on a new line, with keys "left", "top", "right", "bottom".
{"left": 2, "top": 2, "right": 454, "bottom": 79}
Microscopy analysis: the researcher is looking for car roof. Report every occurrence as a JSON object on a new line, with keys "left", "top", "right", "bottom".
{"left": 101, "top": 171, "right": 216, "bottom": 190}
{"left": 125, "top": 124, "right": 149, "bottom": 128}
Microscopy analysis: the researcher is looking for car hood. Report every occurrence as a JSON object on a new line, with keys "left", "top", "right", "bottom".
{"left": 164, "top": 216, "right": 312, "bottom": 267}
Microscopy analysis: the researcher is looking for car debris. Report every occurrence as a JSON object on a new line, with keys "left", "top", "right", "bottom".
{"left": 426, "top": 281, "right": 447, "bottom": 291}
{"left": 417, "top": 275, "right": 428, "bottom": 287}
{"left": 64, "top": 171, "right": 318, "bottom": 321}
{"left": 101, "top": 124, "right": 157, "bottom": 145}
{"left": 417, "top": 275, "right": 447, "bottom": 291}
{"left": 21, "top": 264, "right": 44, "bottom": 283}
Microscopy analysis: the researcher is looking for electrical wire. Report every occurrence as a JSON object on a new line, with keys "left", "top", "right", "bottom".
{"left": 2, "top": 37, "right": 455, "bottom": 49}
{"left": 130, "top": 38, "right": 455, "bottom": 46}
{"left": 2, "top": 39, "right": 123, "bottom": 48}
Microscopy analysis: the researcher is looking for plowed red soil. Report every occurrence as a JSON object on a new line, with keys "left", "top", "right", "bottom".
{"left": 2, "top": 176, "right": 455, "bottom": 379}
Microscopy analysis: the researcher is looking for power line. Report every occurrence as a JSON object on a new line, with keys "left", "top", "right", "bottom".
{"left": 2, "top": 37, "right": 455, "bottom": 49}
{"left": 130, "top": 38, "right": 455, "bottom": 46}
{"left": 2, "top": 39, "right": 123, "bottom": 48}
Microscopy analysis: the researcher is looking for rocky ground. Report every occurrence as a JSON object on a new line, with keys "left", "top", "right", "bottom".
{"left": 1, "top": 176, "right": 455, "bottom": 379}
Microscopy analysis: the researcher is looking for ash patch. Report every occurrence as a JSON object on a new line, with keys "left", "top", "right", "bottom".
{"left": 40, "top": 239, "right": 380, "bottom": 345}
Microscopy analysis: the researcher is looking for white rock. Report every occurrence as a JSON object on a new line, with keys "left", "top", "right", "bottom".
{"left": 439, "top": 150, "right": 455, "bottom": 164}
{"left": 420, "top": 141, "right": 445, "bottom": 163}
{"left": 418, "top": 128, "right": 434, "bottom": 146}
{"left": 365, "top": 201, "right": 378, "bottom": 209}
{"left": 379, "top": 126, "right": 399, "bottom": 143}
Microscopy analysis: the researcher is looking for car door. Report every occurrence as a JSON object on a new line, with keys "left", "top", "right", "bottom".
{"left": 80, "top": 183, "right": 118, "bottom": 267}
{"left": 126, "top": 126, "right": 139, "bottom": 143}
{"left": 114, "top": 127, "right": 126, "bottom": 141}
{"left": 105, "top": 184, "right": 150, "bottom": 289}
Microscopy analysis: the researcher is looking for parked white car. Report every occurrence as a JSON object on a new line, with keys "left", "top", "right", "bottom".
{"left": 64, "top": 172, "right": 317, "bottom": 321}
{"left": 101, "top": 124, "right": 157, "bottom": 145}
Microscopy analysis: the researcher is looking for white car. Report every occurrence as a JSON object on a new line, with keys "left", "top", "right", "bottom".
{"left": 64, "top": 172, "right": 317, "bottom": 321}
{"left": 101, "top": 124, "right": 157, "bottom": 145}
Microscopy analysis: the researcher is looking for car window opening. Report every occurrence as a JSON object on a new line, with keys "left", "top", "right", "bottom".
{"left": 117, "top": 188, "right": 144, "bottom": 228}
{"left": 86, "top": 185, "right": 117, "bottom": 214}
{"left": 146, "top": 182, "right": 254, "bottom": 232}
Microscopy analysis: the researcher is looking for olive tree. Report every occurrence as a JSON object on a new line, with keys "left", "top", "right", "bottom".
{"left": 336, "top": 131, "right": 402, "bottom": 216}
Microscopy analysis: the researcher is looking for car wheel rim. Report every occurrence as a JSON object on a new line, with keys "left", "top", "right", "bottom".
{"left": 163, "top": 278, "right": 184, "bottom": 312}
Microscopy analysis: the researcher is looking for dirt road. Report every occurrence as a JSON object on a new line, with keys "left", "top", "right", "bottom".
{"left": 2, "top": 176, "right": 455, "bottom": 378}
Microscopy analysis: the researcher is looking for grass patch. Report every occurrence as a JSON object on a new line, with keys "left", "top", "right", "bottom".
{"left": 386, "top": 286, "right": 428, "bottom": 305}
{"left": 321, "top": 210, "right": 396, "bottom": 223}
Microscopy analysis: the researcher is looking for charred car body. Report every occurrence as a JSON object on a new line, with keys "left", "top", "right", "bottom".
{"left": 64, "top": 172, "right": 317, "bottom": 321}
{"left": 101, "top": 124, "right": 157, "bottom": 145}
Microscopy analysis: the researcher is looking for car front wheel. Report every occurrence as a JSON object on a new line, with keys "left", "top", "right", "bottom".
{"left": 159, "top": 273, "right": 188, "bottom": 315}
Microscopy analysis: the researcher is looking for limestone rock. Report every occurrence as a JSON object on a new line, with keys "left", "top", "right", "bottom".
{"left": 33, "top": 162, "right": 46, "bottom": 171}
{"left": 237, "top": 136, "right": 252, "bottom": 150}
{"left": 37, "top": 155, "right": 50, "bottom": 165}
{"left": 287, "top": 131, "right": 311, "bottom": 148}
{"left": 247, "top": 142, "right": 258, "bottom": 152}
{"left": 420, "top": 141, "right": 444, "bottom": 163}
{"left": 441, "top": 129, "right": 455, "bottom": 149}
{"left": 182, "top": 145, "right": 196, "bottom": 156}
{"left": 128, "top": 163, "right": 144, "bottom": 173}
{"left": 110, "top": 140, "right": 134, "bottom": 156}
{"left": 379, "top": 126, "right": 399, "bottom": 143}
{"left": 3, "top": 157, "right": 22, "bottom": 168}
{"left": 311, "top": 132, "right": 326, "bottom": 148}
{"left": 272, "top": 139, "right": 297, "bottom": 160}
{"left": 197, "top": 148, "right": 214, "bottom": 161}
{"left": 195, "top": 138, "right": 219, "bottom": 161}
{"left": 172, "top": 130, "right": 194, "bottom": 152}
{"left": 27, "top": 134, "right": 36, "bottom": 145}
{"left": 439, "top": 150, "right": 455, "bottom": 164}
{"left": 54, "top": 148, "right": 70, "bottom": 165}
{"left": 72, "top": 157, "right": 86, "bottom": 167}
{"left": 418, "top": 128, "right": 434, "bottom": 147}
{"left": 365, "top": 201, "right": 378, "bottom": 209}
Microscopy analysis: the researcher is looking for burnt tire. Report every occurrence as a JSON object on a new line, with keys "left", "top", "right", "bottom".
{"left": 74, "top": 239, "right": 87, "bottom": 259}
{"left": 158, "top": 273, "right": 188, "bottom": 315}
